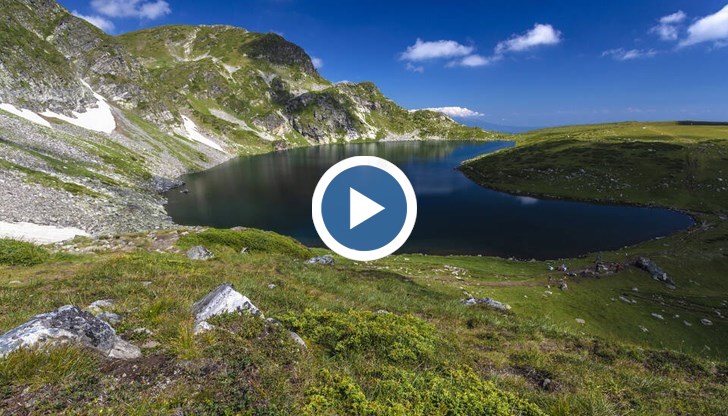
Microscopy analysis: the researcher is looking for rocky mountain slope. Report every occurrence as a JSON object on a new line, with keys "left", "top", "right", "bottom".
{"left": 0, "top": 0, "right": 495, "bottom": 237}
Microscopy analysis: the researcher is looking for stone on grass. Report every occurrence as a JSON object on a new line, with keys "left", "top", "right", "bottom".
{"left": 701, "top": 318, "right": 713, "bottom": 326}
{"left": 288, "top": 331, "right": 307, "bottom": 349}
{"left": 186, "top": 245, "right": 214, "bottom": 261}
{"left": 619, "top": 296, "right": 636, "bottom": 304}
{"left": 0, "top": 305, "right": 140, "bottom": 359}
{"left": 575, "top": 318, "right": 586, "bottom": 325}
{"left": 305, "top": 255, "right": 334, "bottom": 265}
{"left": 683, "top": 320, "right": 693, "bottom": 327}
{"left": 88, "top": 299, "right": 114, "bottom": 312}
{"left": 461, "top": 297, "right": 511, "bottom": 311}
{"left": 192, "top": 283, "right": 260, "bottom": 333}
{"left": 634, "top": 257, "right": 676, "bottom": 288}
{"left": 97, "top": 311, "right": 121, "bottom": 325}
{"left": 559, "top": 282, "right": 568, "bottom": 291}
{"left": 651, "top": 313, "right": 664, "bottom": 320}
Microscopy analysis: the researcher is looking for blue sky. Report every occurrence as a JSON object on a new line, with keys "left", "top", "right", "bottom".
{"left": 60, "top": 0, "right": 728, "bottom": 127}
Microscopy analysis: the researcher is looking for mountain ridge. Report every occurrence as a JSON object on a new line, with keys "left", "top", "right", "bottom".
{"left": 0, "top": 0, "right": 498, "bottom": 238}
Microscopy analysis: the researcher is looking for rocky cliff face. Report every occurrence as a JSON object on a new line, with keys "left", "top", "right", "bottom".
{"left": 0, "top": 0, "right": 496, "bottom": 236}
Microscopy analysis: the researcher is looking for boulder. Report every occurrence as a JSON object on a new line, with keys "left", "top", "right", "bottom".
{"left": 0, "top": 305, "right": 140, "bottom": 359}
{"left": 186, "top": 246, "right": 215, "bottom": 261}
{"left": 461, "top": 297, "right": 511, "bottom": 311}
{"left": 634, "top": 257, "right": 676, "bottom": 288}
{"left": 192, "top": 283, "right": 261, "bottom": 333}
{"left": 305, "top": 255, "right": 334, "bottom": 265}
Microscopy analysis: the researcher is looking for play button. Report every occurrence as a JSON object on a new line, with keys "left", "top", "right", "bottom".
{"left": 312, "top": 156, "right": 417, "bottom": 261}
{"left": 349, "top": 188, "right": 385, "bottom": 229}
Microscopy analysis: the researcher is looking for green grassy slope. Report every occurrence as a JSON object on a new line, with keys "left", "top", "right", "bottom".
{"left": 1, "top": 230, "right": 726, "bottom": 415}
{"left": 460, "top": 121, "right": 728, "bottom": 360}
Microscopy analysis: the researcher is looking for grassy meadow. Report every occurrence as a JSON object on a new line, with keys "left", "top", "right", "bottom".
{"left": 0, "top": 122, "right": 727, "bottom": 414}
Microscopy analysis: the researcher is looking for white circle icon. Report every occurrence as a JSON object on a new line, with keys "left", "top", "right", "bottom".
{"left": 311, "top": 156, "right": 417, "bottom": 261}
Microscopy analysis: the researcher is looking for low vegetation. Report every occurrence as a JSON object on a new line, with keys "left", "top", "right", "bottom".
{"left": 0, "top": 123, "right": 726, "bottom": 414}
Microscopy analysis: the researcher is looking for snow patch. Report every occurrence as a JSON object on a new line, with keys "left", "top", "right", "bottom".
{"left": 0, "top": 221, "right": 89, "bottom": 244}
{"left": 0, "top": 103, "right": 51, "bottom": 127}
{"left": 181, "top": 116, "right": 225, "bottom": 151}
{"left": 41, "top": 81, "right": 116, "bottom": 134}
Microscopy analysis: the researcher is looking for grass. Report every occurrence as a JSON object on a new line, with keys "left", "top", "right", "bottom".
{"left": 0, "top": 239, "right": 49, "bottom": 266}
{"left": 0, "top": 226, "right": 726, "bottom": 414}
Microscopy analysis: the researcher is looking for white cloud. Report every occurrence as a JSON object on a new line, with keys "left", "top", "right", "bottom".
{"left": 650, "top": 10, "right": 686, "bottom": 41}
{"left": 72, "top": 10, "right": 115, "bottom": 32}
{"left": 661, "top": 10, "right": 687, "bottom": 25}
{"left": 311, "top": 57, "right": 323, "bottom": 69}
{"left": 90, "top": 0, "right": 171, "bottom": 20}
{"left": 602, "top": 48, "right": 657, "bottom": 60}
{"left": 495, "top": 23, "right": 562, "bottom": 54}
{"left": 405, "top": 62, "right": 424, "bottom": 73}
{"left": 400, "top": 38, "right": 474, "bottom": 61}
{"left": 450, "top": 54, "right": 496, "bottom": 67}
{"left": 419, "top": 106, "right": 484, "bottom": 117}
{"left": 679, "top": 4, "right": 728, "bottom": 47}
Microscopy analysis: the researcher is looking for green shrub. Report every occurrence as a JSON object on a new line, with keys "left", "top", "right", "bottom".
{"left": 279, "top": 309, "right": 437, "bottom": 363}
{"left": 177, "top": 228, "right": 311, "bottom": 259}
{"left": 0, "top": 239, "right": 49, "bottom": 266}
{"left": 304, "top": 367, "right": 545, "bottom": 416}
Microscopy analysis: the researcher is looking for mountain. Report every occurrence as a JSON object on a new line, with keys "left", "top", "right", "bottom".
{"left": 0, "top": 0, "right": 496, "bottom": 236}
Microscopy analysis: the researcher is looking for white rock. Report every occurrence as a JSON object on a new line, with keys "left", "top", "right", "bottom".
{"left": 192, "top": 283, "right": 261, "bottom": 333}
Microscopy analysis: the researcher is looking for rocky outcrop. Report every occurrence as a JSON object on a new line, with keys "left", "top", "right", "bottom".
{"left": 0, "top": 305, "right": 140, "bottom": 359}
{"left": 461, "top": 297, "right": 511, "bottom": 311}
{"left": 305, "top": 255, "right": 335, "bottom": 265}
{"left": 634, "top": 257, "right": 676, "bottom": 288}
{"left": 186, "top": 246, "right": 215, "bottom": 260}
{"left": 242, "top": 33, "right": 319, "bottom": 77}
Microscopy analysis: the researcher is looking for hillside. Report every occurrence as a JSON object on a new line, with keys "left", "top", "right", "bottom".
{"left": 0, "top": 228, "right": 726, "bottom": 414}
{"left": 0, "top": 0, "right": 495, "bottom": 238}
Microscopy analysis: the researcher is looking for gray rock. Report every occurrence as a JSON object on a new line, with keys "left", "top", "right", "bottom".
{"left": 186, "top": 245, "right": 214, "bottom": 261}
{"left": 575, "top": 318, "right": 586, "bottom": 324}
{"left": 461, "top": 297, "right": 511, "bottom": 311}
{"left": 97, "top": 311, "right": 121, "bottom": 325}
{"left": 192, "top": 283, "right": 261, "bottom": 333}
{"left": 683, "top": 320, "right": 693, "bottom": 327}
{"left": 142, "top": 281, "right": 152, "bottom": 287}
{"left": 375, "top": 309, "right": 390, "bottom": 314}
{"left": 88, "top": 299, "right": 114, "bottom": 312}
{"left": 305, "top": 255, "right": 334, "bottom": 265}
{"left": 288, "top": 331, "right": 307, "bottom": 349}
{"left": 0, "top": 305, "right": 140, "bottom": 359}
{"left": 639, "top": 325, "right": 649, "bottom": 332}
{"left": 619, "top": 296, "right": 636, "bottom": 304}
{"left": 267, "top": 283, "right": 277, "bottom": 289}
{"left": 634, "top": 257, "right": 676, "bottom": 288}
{"left": 559, "top": 282, "right": 568, "bottom": 291}
{"left": 651, "top": 313, "right": 664, "bottom": 320}
{"left": 701, "top": 318, "right": 713, "bottom": 326}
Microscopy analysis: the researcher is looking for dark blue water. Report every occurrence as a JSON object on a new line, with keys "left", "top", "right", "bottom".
{"left": 164, "top": 141, "right": 694, "bottom": 259}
